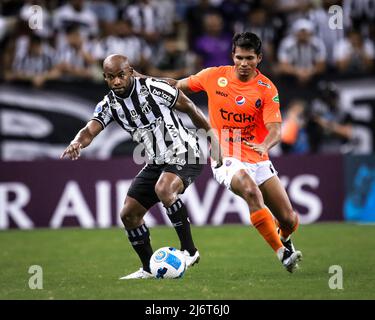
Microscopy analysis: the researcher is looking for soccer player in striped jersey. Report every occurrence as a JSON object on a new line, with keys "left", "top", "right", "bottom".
{"left": 160, "top": 32, "right": 303, "bottom": 273}
{"left": 61, "top": 54, "right": 222, "bottom": 279}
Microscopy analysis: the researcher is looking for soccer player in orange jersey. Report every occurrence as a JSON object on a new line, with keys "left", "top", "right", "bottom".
{"left": 167, "top": 32, "right": 302, "bottom": 272}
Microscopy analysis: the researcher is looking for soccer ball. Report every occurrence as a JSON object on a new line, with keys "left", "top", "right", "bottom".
{"left": 150, "top": 247, "right": 186, "bottom": 279}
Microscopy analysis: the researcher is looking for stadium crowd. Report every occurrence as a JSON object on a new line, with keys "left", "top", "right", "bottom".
{"left": 0, "top": 0, "right": 374, "bottom": 155}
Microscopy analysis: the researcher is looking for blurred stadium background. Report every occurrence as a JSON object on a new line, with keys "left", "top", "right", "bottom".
{"left": 0, "top": 0, "right": 375, "bottom": 300}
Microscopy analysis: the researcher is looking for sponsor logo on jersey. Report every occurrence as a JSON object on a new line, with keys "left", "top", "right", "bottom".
{"left": 255, "top": 98, "right": 262, "bottom": 108}
{"left": 150, "top": 85, "right": 174, "bottom": 103}
{"left": 257, "top": 80, "right": 271, "bottom": 88}
{"left": 220, "top": 108, "right": 254, "bottom": 123}
{"left": 216, "top": 90, "right": 228, "bottom": 97}
{"left": 272, "top": 94, "right": 279, "bottom": 103}
{"left": 217, "top": 77, "right": 228, "bottom": 87}
{"left": 235, "top": 95, "right": 246, "bottom": 105}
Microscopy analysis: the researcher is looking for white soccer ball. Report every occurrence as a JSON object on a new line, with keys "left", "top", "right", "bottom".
{"left": 150, "top": 247, "right": 186, "bottom": 279}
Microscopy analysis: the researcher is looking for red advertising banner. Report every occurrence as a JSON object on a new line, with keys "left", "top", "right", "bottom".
{"left": 0, "top": 155, "right": 344, "bottom": 229}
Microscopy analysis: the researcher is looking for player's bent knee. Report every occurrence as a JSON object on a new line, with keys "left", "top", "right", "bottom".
{"left": 154, "top": 183, "right": 177, "bottom": 207}
{"left": 243, "top": 186, "right": 263, "bottom": 203}
{"left": 120, "top": 210, "right": 141, "bottom": 228}
{"left": 279, "top": 211, "right": 298, "bottom": 231}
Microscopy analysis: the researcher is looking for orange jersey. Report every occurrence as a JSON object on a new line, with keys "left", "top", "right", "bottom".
{"left": 187, "top": 66, "right": 281, "bottom": 163}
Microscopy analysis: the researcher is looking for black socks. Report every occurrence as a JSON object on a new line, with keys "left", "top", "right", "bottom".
{"left": 166, "top": 199, "right": 196, "bottom": 255}
{"left": 126, "top": 224, "right": 153, "bottom": 273}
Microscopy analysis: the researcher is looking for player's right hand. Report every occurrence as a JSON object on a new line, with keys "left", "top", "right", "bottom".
{"left": 60, "top": 141, "right": 82, "bottom": 160}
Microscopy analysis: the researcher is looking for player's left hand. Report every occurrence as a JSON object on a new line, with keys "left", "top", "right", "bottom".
{"left": 60, "top": 141, "right": 82, "bottom": 160}
{"left": 243, "top": 141, "right": 267, "bottom": 158}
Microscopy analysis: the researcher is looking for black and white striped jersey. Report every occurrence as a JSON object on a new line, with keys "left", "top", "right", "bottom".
{"left": 92, "top": 77, "right": 200, "bottom": 165}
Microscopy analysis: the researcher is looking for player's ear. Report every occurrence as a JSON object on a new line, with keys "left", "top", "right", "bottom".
{"left": 102, "top": 72, "right": 106, "bottom": 80}
{"left": 257, "top": 53, "right": 263, "bottom": 65}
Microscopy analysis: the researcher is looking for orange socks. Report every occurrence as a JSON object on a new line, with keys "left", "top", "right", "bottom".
{"left": 250, "top": 207, "right": 284, "bottom": 253}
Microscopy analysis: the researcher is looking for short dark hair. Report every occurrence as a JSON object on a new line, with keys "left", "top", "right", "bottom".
{"left": 232, "top": 32, "right": 262, "bottom": 55}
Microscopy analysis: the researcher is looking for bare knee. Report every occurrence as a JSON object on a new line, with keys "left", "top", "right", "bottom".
{"left": 120, "top": 202, "right": 146, "bottom": 229}
{"left": 278, "top": 209, "right": 298, "bottom": 231}
{"left": 155, "top": 182, "right": 177, "bottom": 207}
{"left": 242, "top": 186, "right": 264, "bottom": 208}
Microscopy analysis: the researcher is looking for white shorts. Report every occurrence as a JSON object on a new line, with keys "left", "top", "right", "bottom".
{"left": 212, "top": 157, "right": 278, "bottom": 190}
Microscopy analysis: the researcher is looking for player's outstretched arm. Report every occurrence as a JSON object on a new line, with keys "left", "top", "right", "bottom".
{"left": 164, "top": 78, "right": 195, "bottom": 95}
{"left": 174, "top": 90, "right": 223, "bottom": 168}
{"left": 133, "top": 69, "right": 194, "bottom": 95}
{"left": 60, "top": 120, "right": 103, "bottom": 160}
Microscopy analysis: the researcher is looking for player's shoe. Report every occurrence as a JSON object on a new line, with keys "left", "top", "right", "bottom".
{"left": 277, "top": 228, "right": 302, "bottom": 270}
{"left": 279, "top": 248, "right": 302, "bottom": 273}
{"left": 119, "top": 268, "right": 153, "bottom": 280}
{"left": 183, "top": 250, "right": 200, "bottom": 268}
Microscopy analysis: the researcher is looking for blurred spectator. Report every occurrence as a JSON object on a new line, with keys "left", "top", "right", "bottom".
{"left": 333, "top": 29, "right": 374, "bottom": 74}
{"left": 308, "top": 0, "right": 345, "bottom": 69}
{"left": 122, "top": 0, "right": 167, "bottom": 45}
{"left": 218, "top": 0, "right": 252, "bottom": 33}
{"left": 343, "top": 0, "right": 375, "bottom": 38}
{"left": 54, "top": 24, "right": 96, "bottom": 80}
{"left": 194, "top": 12, "right": 232, "bottom": 68}
{"left": 0, "top": 15, "right": 17, "bottom": 43}
{"left": 281, "top": 99, "right": 309, "bottom": 154}
{"left": 88, "top": 0, "right": 118, "bottom": 24}
{"left": 185, "top": 0, "right": 217, "bottom": 48}
{"left": 276, "top": 0, "right": 312, "bottom": 27}
{"left": 306, "top": 81, "right": 356, "bottom": 154}
{"left": 235, "top": 5, "right": 279, "bottom": 72}
{"left": 54, "top": 0, "right": 98, "bottom": 38}
{"left": 147, "top": 32, "right": 195, "bottom": 79}
{"left": 277, "top": 18, "right": 326, "bottom": 85}
{"left": 91, "top": 19, "right": 151, "bottom": 73}
{"left": 4, "top": 34, "right": 59, "bottom": 88}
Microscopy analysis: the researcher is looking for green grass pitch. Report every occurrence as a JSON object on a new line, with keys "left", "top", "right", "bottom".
{"left": 1, "top": 223, "right": 374, "bottom": 300}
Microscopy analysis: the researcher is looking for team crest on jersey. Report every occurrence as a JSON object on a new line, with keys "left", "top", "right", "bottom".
{"left": 217, "top": 77, "right": 228, "bottom": 87}
{"left": 257, "top": 80, "right": 271, "bottom": 88}
{"left": 235, "top": 95, "right": 246, "bottom": 105}
{"left": 130, "top": 109, "right": 140, "bottom": 121}
{"left": 110, "top": 101, "right": 122, "bottom": 111}
{"left": 141, "top": 101, "right": 152, "bottom": 114}
{"left": 255, "top": 98, "right": 262, "bottom": 108}
{"left": 140, "top": 85, "right": 149, "bottom": 97}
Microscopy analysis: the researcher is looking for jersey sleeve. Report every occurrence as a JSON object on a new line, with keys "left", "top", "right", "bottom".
{"left": 91, "top": 97, "right": 114, "bottom": 129}
{"left": 263, "top": 81, "right": 282, "bottom": 124}
{"left": 146, "top": 78, "right": 179, "bottom": 109}
{"left": 187, "top": 67, "right": 212, "bottom": 92}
